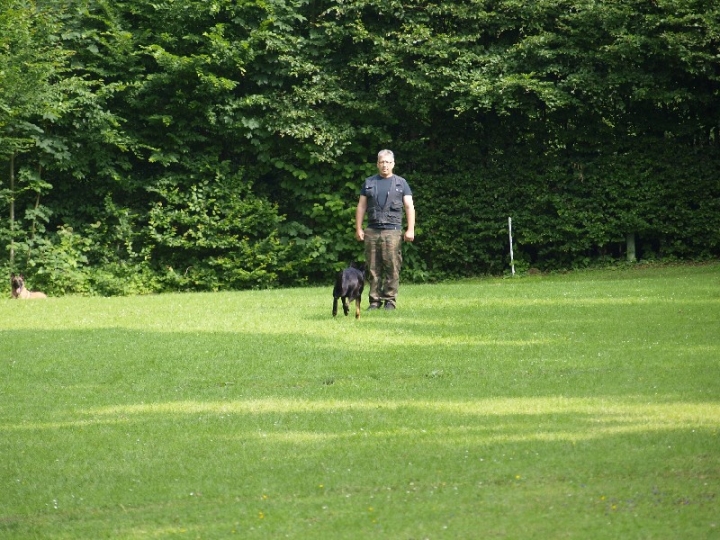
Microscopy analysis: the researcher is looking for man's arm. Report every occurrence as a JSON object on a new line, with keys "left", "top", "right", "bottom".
{"left": 355, "top": 195, "right": 368, "bottom": 241}
{"left": 403, "top": 195, "right": 415, "bottom": 242}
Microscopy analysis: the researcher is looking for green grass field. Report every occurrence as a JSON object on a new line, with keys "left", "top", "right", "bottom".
{"left": 1, "top": 263, "right": 719, "bottom": 539}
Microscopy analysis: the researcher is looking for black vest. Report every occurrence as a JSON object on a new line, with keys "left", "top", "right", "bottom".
{"left": 364, "top": 175, "right": 404, "bottom": 227}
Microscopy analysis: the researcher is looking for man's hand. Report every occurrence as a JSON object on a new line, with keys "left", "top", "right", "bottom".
{"left": 403, "top": 195, "right": 415, "bottom": 242}
{"left": 355, "top": 196, "right": 368, "bottom": 241}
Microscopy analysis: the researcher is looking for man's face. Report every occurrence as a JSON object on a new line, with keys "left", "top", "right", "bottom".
{"left": 377, "top": 155, "right": 395, "bottom": 178}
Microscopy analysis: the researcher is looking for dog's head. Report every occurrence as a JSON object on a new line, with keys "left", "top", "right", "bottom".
{"left": 11, "top": 274, "right": 25, "bottom": 291}
{"left": 349, "top": 261, "right": 366, "bottom": 273}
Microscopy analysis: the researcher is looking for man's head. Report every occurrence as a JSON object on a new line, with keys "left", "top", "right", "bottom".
{"left": 377, "top": 150, "right": 395, "bottom": 178}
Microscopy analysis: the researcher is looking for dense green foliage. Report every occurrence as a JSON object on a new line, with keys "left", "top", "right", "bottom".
{"left": 1, "top": 0, "right": 719, "bottom": 293}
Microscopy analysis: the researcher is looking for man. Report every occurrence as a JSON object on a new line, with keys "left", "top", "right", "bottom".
{"left": 355, "top": 149, "right": 415, "bottom": 310}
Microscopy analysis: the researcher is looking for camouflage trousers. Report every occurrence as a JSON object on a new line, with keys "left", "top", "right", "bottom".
{"left": 364, "top": 228, "right": 403, "bottom": 306}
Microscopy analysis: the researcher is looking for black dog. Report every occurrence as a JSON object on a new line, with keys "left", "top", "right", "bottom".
{"left": 332, "top": 262, "right": 365, "bottom": 319}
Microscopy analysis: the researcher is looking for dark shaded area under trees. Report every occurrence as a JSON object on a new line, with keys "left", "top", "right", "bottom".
{"left": 2, "top": 0, "right": 719, "bottom": 294}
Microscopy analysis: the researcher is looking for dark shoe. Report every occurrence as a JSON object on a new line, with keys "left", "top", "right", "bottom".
{"left": 367, "top": 303, "right": 381, "bottom": 311}
{"left": 384, "top": 302, "right": 396, "bottom": 310}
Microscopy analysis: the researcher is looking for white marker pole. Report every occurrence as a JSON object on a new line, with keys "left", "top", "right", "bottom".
{"left": 508, "top": 217, "right": 515, "bottom": 276}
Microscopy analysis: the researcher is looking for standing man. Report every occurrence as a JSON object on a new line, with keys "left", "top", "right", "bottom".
{"left": 355, "top": 149, "right": 415, "bottom": 310}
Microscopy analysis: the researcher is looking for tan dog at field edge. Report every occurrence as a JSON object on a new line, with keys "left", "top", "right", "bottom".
{"left": 11, "top": 274, "right": 47, "bottom": 299}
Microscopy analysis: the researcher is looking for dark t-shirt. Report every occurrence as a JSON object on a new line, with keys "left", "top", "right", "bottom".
{"left": 360, "top": 174, "right": 412, "bottom": 229}
{"left": 360, "top": 175, "right": 412, "bottom": 199}
{"left": 374, "top": 177, "right": 393, "bottom": 207}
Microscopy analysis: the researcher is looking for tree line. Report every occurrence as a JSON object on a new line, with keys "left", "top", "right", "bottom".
{"left": 2, "top": 0, "right": 719, "bottom": 294}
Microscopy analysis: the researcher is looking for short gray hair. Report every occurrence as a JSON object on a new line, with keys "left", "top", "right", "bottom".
{"left": 377, "top": 149, "right": 394, "bottom": 161}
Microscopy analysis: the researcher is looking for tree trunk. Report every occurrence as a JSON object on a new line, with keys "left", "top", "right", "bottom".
{"left": 9, "top": 153, "right": 15, "bottom": 268}
{"left": 626, "top": 233, "right": 636, "bottom": 262}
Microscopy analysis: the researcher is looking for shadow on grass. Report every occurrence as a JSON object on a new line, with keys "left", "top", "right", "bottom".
{"left": 2, "top": 323, "right": 718, "bottom": 539}
{"left": 2, "top": 317, "right": 718, "bottom": 403}
{"left": 2, "top": 324, "right": 719, "bottom": 448}
{"left": 4, "top": 395, "right": 719, "bottom": 443}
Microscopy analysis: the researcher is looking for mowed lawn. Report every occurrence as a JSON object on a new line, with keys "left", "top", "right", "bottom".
{"left": 1, "top": 263, "right": 719, "bottom": 539}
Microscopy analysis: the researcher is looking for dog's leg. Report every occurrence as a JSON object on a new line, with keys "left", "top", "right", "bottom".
{"left": 354, "top": 296, "right": 361, "bottom": 319}
{"left": 332, "top": 296, "right": 339, "bottom": 317}
{"left": 342, "top": 297, "right": 350, "bottom": 316}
